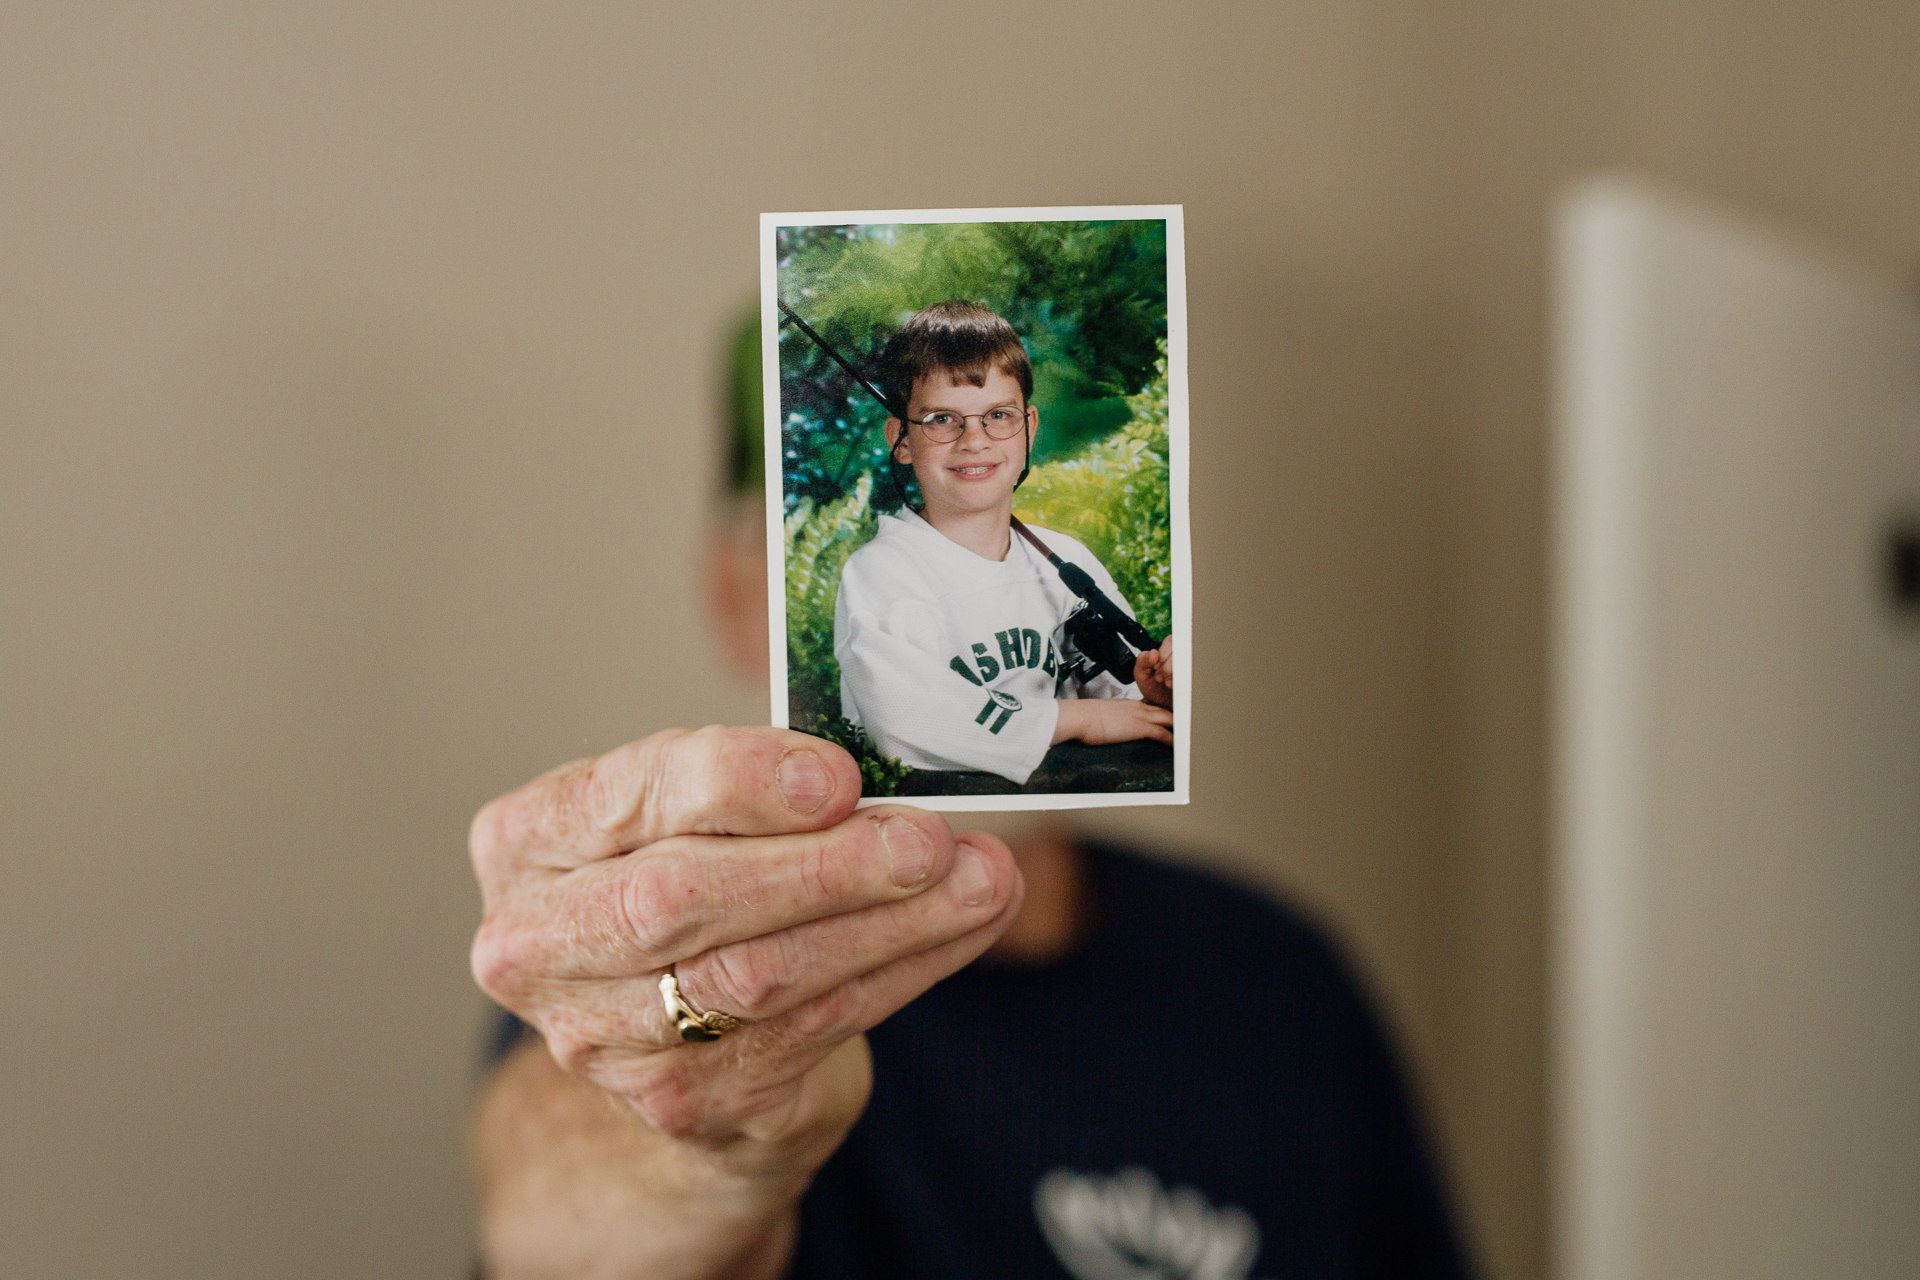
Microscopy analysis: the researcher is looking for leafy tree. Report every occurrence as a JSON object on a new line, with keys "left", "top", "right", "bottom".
{"left": 783, "top": 473, "right": 877, "bottom": 727}
{"left": 782, "top": 473, "right": 917, "bottom": 796}
{"left": 775, "top": 219, "right": 1168, "bottom": 513}
{"left": 1013, "top": 342, "right": 1172, "bottom": 640}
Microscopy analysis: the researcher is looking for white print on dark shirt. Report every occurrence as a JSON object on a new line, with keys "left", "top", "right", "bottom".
{"left": 1034, "top": 1166, "right": 1265, "bottom": 1280}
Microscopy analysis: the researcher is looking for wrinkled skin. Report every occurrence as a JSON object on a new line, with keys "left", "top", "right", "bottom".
{"left": 469, "top": 725, "right": 1022, "bottom": 1280}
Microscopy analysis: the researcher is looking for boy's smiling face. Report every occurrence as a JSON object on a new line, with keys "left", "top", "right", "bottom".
{"left": 887, "top": 366, "right": 1038, "bottom": 524}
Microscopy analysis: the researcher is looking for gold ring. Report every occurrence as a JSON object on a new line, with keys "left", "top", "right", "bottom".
{"left": 659, "top": 968, "right": 743, "bottom": 1043}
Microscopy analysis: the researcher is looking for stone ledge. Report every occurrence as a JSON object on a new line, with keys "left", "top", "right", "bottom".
{"left": 897, "top": 739, "right": 1174, "bottom": 798}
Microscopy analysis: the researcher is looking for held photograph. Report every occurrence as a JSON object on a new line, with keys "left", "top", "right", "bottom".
{"left": 760, "top": 206, "right": 1190, "bottom": 809}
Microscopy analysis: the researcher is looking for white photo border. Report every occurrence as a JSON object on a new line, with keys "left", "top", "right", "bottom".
{"left": 759, "top": 204, "right": 1189, "bottom": 810}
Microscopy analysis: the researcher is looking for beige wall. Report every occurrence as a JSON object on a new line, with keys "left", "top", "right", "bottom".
{"left": 2, "top": 4, "right": 1915, "bottom": 1277}
{"left": 1432, "top": 7, "right": 1920, "bottom": 1277}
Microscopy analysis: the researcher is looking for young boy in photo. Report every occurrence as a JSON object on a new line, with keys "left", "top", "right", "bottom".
{"left": 833, "top": 301, "right": 1175, "bottom": 785}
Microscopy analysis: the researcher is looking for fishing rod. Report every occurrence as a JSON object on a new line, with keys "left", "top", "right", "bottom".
{"left": 777, "top": 299, "right": 1164, "bottom": 685}
{"left": 777, "top": 300, "right": 900, "bottom": 417}
{"left": 1010, "top": 520, "right": 1160, "bottom": 658}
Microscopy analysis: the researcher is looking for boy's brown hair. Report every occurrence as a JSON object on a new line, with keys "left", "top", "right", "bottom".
{"left": 877, "top": 301, "right": 1033, "bottom": 415}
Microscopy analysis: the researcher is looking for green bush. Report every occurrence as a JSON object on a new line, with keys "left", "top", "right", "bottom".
{"left": 782, "top": 475, "right": 917, "bottom": 797}
{"left": 783, "top": 473, "right": 875, "bottom": 728}
{"left": 1013, "top": 342, "right": 1172, "bottom": 640}
{"left": 777, "top": 219, "right": 1170, "bottom": 514}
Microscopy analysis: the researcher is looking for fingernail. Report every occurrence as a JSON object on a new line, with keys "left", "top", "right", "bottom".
{"left": 951, "top": 843, "right": 994, "bottom": 907}
{"left": 777, "top": 749, "right": 832, "bottom": 814}
{"left": 877, "top": 816, "right": 935, "bottom": 887}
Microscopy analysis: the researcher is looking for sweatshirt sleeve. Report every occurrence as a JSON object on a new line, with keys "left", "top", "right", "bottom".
{"left": 834, "top": 550, "right": 1058, "bottom": 785}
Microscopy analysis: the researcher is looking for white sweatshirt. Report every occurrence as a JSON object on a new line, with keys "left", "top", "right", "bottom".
{"left": 833, "top": 508, "right": 1140, "bottom": 784}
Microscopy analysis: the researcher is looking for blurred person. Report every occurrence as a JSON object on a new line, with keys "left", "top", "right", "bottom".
{"left": 465, "top": 314, "right": 1470, "bottom": 1280}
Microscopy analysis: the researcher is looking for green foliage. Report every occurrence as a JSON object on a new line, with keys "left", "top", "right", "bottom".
{"left": 776, "top": 219, "right": 1169, "bottom": 514}
{"left": 782, "top": 472, "right": 914, "bottom": 797}
{"left": 1013, "top": 342, "right": 1172, "bottom": 640}
{"left": 783, "top": 473, "right": 877, "bottom": 728}
{"left": 799, "top": 714, "right": 914, "bottom": 799}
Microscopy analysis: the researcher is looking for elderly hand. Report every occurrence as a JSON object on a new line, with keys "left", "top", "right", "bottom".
{"left": 468, "top": 726, "right": 1022, "bottom": 1276}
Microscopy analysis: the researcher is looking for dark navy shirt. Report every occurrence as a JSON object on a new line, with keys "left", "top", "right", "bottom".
{"left": 487, "top": 845, "right": 1470, "bottom": 1279}
{"left": 787, "top": 844, "right": 1468, "bottom": 1279}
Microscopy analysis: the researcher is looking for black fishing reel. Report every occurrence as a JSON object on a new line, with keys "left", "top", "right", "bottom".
{"left": 1054, "top": 558, "right": 1160, "bottom": 686}
{"left": 1063, "top": 605, "right": 1147, "bottom": 685}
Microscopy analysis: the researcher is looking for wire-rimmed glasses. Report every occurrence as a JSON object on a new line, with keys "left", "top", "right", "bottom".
{"left": 904, "top": 404, "right": 1030, "bottom": 444}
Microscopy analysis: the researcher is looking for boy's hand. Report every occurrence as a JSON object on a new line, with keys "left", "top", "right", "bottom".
{"left": 468, "top": 727, "right": 1022, "bottom": 1275}
{"left": 1052, "top": 697, "right": 1175, "bottom": 746}
{"left": 1134, "top": 637, "right": 1175, "bottom": 709}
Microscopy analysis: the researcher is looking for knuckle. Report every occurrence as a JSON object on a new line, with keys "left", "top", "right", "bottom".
{"left": 469, "top": 913, "right": 531, "bottom": 1003}
{"left": 552, "top": 728, "right": 695, "bottom": 848}
{"left": 467, "top": 796, "right": 517, "bottom": 880}
{"left": 613, "top": 857, "right": 701, "bottom": 961}
{"left": 581, "top": 755, "right": 636, "bottom": 839}
{"left": 788, "top": 982, "right": 864, "bottom": 1044}
{"left": 797, "top": 828, "right": 858, "bottom": 904}
{"left": 675, "top": 727, "right": 747, "bottom": 822}
{"left": 542, "top": 756, "right": 597, "bottom": 834}
{"left": 616, "top": 727, "right": 698, "bottom": 832}
{"left": 686, "top": 723, "right": 740, "bottom": 769}
{"left": 703, "top": 935, "right": 799, "bottom": 1018}
{"left": 875, "top": 901, "right": 934, "bottom": 952}
{"left": 617, "top": 725, "right": 762, "bottom": 837}
{"left": 563, "top": 756, "right": 632, "bottom": 843}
